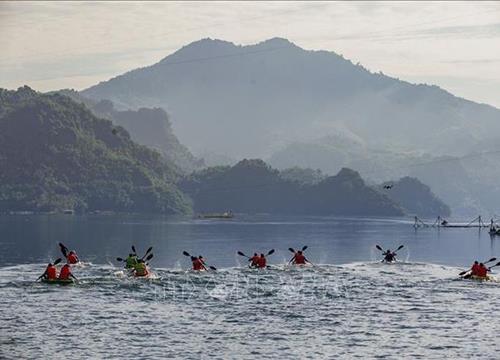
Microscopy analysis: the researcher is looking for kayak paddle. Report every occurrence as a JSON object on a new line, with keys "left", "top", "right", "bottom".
{"left": 267, "top": 249, "right": 275, "bottom": 256}
{"left": 59, "top": 242, "right": 69, "bottom": 257}
{"left": 237, "top": 251, "right": 250, "bottom": 259}
{"left": 141, "top": 247, "right": 153, "bottom": 260}
{"left": 488, "top": 261, "right": 500, "bottom": 270}
{"left": 131, "top": 245, "right": 137, "bottom": 255}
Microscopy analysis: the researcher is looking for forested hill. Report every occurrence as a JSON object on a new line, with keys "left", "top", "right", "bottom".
{"left": 180, "top": 159, "right": 405, "bottom": 216}
{"left": 56, "top": 89, "right": 204, "bottom": 173}
{"left": 0, "top": 86, "right": 191, "bottom": 214}
{"left": 378, "top": 177, "right": 451, "bottom": 217}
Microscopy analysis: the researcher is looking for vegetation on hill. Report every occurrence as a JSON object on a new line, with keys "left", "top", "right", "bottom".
{"left": 56, "top": 89, "right": 204, "bottom": 173}
{"left": 0, "top": 86, "right": 191, "bottom": 214}
{"left": 180, "top": 159, "right": 405, "bottom": 216}
{"left": 378, "top": 177, "right": 451, "bottom": 217}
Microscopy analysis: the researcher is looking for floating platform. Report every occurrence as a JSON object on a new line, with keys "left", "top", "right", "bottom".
{"left": 414, "top": 216, "right": 492, "bottom": 229}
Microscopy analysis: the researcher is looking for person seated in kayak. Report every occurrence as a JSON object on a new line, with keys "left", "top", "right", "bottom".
{"left": 125, "top": 253, "right": 138, "bottom": 269}
{"left": 470, "top": 261, "right": 480, "bottom": 276}
{"left": 292, "top": 250, "right": 308, "bottom": 265}
{"left": 476, "top": 263, "right": 489, "bottom": 278}
{"left": 191, "top": 256, "right": 206, "bottom": 271}
{"left": 42, "top": 262, "right": 58, "bottom": 280}
{"left": 66, "top": 250, "right": 79, "bottom": 264}
{"left": 255, "top": 253, "right": 267, "bottom": 268}
{"left": 383, "top": 250, "right": 396, "bottom": 262}
{"left": 133, "top": 259, "right": 149, "bottom": 276}
{"left": 249, "top": 253, "right": 260, "bottom": 268}
{"left": 59, "top": 264, "right": 75, "bottom": 280}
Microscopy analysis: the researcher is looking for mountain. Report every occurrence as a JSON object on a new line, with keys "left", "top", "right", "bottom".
{"left": 180, "top": 159, "right": 404, "bottom": 216}
{"left": 56, "top": 89, "right": 204, "bottom": 173}
{"left": 378, "top": 177, "right": 450, "bottom": 218}
{"left": 82, "top": 37, "right": 500, "bottom": 160}
{"left": 0, "top": 86, "right": 191, "bottom": 214}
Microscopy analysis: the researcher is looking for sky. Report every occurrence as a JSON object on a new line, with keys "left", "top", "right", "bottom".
{"left": 1, "top": 1, "right": 500, "bottom": 108}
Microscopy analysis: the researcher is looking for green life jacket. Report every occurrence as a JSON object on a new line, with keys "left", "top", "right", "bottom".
{"left": 134, "top": 262, "right": 147, "bottom": 275}
{"left": 126, "top": 256, "right": 138, "bottom": 268}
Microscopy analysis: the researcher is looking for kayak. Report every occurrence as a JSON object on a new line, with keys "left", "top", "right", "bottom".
{"left": 41, "top": 278, "right": 75, "bottom": 285}
{"left": 133, "top": 270, "right": 157, "bottom": 279}
{"left": 462, "top": 275, "right": 497, "bottom": 282}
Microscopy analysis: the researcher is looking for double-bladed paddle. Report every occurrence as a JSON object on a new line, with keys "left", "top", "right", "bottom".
{"left": 459, "top": 257, "right": 497, "bottom": 276}
{"left": 119, "top": 246, "right": 152, "bottom": 262}
{"left": 288, "top": 246, "right": 312, "bottom": 265}
{"left": 238, "top": 249, "right": 274, "bottom": 258}
{"left": 376, "top": 244, "right": 404, "bottom": 254}
{"left": 183, "top": 251, "right": 216, "bottom": 271}
{"left": 488, "top": 261, "right": 500, "bottom": 270}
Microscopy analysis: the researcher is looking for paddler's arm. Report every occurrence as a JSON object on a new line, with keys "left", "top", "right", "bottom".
{"left": 36, "top": 271, "right": 47, "bottom": 281}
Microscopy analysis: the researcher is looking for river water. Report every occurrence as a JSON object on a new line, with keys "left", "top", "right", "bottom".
{"left": 1, "top": 214, "right": 500, "bottom": 359}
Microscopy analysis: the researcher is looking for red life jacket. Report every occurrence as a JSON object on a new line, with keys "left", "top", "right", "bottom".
{"left": 294, "top": 253, "right": 306, "bottom": 264}
{"left": 59, "top": 265, "right": 71, "bottom": 280}
{"left": 192, "top": 258, "right": 204, "bottom": 271}
{"left": 67, "top": 253, "right": 78, "bottom": 264}
{"left": 46, "top": 265, "right": 57, "bottom": 280}
{"left": 250, "top": 256, "right": 260, "bottom": 267}
{"left": 256, "top": 256, "right": 267, "bottom": 268}
{"left": 471, "top": 264, "right": 480, "bottom": 276}
{"left": 476, "top": 265, "right": 488, "bottom": 277}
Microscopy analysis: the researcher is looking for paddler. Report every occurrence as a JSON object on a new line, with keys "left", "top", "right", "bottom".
{"left": 476, "top": 263, "right": 488, "bottom": 278}
{"left": 66, "top": 250, "right": 79, "bottom": 264}
{"left": 382, "top": 249, "right": 396, "bottom": 263}
{"left": 133, "top": 259, "right": 149, "bottom": 277}
{"left": 470, "top": 261, "right": 480, "bottom": 276}
{"left": 291, "top": 250, "right": 309, "bottom": 265}
{"left": 40, "top": 262, "right": 58, "bottom": 280}
{"left": 125, "top": 253, "right": 138, "bottom": 269}
{"left": 59, "top": 264, "right": 76, "bottom": 280}
{"left": 255, "top": 253, "right": 267, "bottom": 268}
{"left": 249, "top": 253, "right": 260, "bottom": 267}
{"left": 191, "top": 256, "right": 206, "bottom": 271}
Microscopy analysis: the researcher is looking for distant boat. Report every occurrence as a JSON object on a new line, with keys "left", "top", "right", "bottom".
{"left": 199, "top": 211, "right": 234, "bottom": 219}
{"left": 62, "top": 209, "right": 74, "bottom": 215}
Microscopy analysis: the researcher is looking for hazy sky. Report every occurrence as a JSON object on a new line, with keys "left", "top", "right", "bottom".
{"left": 1, "top": 1, "right": 500, "bottom": 107}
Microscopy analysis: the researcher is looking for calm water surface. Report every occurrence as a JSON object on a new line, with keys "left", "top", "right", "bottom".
{"left": 1, "top": 214, "right": 499, "bottom": 359}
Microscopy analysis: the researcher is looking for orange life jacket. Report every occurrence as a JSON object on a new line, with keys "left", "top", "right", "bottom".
{"left": 294, "top": 253, "right": 306, "bottom": 264}
{"left": 256, "top": 256, "right": 267, "bottom": 268}
{"left": 67, "top": 253, "right": 78, "bottom": 264}
{"left": 192, "top": 258, "right": 204, "bottom": 271}
{"left": 59, "top": 265, "right": 71, "bottom": 280}
{"left": 46, "top": 265, "right": 57, "bottom": 280}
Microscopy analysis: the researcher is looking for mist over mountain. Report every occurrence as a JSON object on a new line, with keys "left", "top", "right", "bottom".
{"left": 378, "top": 177, "right": 451, "bottom": 218}
{"left": 83, "top": 37, "right": 500, "bottom": 159}
{"left": 82, "top": 38, "right": 500, "bottom": 215}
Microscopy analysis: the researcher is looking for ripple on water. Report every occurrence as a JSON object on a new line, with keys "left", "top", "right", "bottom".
{"left": 1, "top": 262, "right": 500, "bottom": 359}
